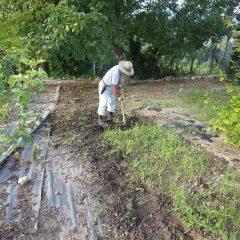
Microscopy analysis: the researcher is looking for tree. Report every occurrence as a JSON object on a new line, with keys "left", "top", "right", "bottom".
{"left": 0, "top": 0, "right": 239, "bottom": 77}
{"left": 127, "top": 0, "right": 239, "bottom": 77}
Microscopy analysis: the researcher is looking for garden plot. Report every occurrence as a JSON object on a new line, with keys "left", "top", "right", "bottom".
{"left": 44, "top": 82, "right": 191, "bottom": 240}
{"left": 0, "top": 79, "right": 239, "bottom": 240}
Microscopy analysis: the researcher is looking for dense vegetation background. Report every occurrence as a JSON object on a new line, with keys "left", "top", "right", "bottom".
{"left": 0, "top": 0, "right": 239, "bottom": 78}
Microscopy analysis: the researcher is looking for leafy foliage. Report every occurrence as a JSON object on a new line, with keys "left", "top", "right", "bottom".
{"left": 0, "top": 57, "right": 46, "bottom": 155}
{"left": 211, "top": 85, "right": 240, "bottom": 147}
{"left": 0, "top": 0, "right": 130, "bottom": 75}
{"left": 211, "top": 26, "right": 240, "bottom": 147}
{"left": 128, "top": 0, "right": 238, "bottom": 78}
{"left": 0, "top": 0, "right": 238, "bottom": 77}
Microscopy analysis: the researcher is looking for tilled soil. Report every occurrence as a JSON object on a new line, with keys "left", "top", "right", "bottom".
{"left": 45, "top": 81, "right": 192, "bottom": 239}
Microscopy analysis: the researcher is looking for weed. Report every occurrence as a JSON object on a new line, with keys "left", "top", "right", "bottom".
{"left": 124, "top": 199, "right": 134, "bottom": 223}
{"left": 179, "top": 88, "right": 229, "bottom": 121}
{"left": 95, "top": 210, "right": 105, "bottom": 218}
{"left": 96, "top": 194, "right": 104, "bottom": 205}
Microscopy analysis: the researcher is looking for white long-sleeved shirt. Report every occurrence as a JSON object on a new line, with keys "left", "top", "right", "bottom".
{"left": 102, "top": 65, "right": 121, "bottom": 86}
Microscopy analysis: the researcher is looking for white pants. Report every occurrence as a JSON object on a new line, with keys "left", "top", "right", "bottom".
{"left": 98, "top": 81, "right": 116, "bottom": 116}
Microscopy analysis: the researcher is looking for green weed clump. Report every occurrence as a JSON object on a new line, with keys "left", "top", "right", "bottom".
{"left": 103, "top": 124, "right": 240, "bottom": 239}
{"left": 179, "top": 86, "right": 240, "bottom": 148}
{"left": 180, "top": 88, "right": 229, "bottom": 121}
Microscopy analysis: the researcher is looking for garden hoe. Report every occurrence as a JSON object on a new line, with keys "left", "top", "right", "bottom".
{"left": 120, "top": 98, "right": 126, "bottom": 125}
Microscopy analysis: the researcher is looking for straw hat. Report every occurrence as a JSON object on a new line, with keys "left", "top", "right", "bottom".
{"left": 119, "top": 61, "right": 134, "bottom": 76}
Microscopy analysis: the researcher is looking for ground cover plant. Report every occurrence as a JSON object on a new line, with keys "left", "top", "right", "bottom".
{"left": 179, "top": 88, "right": 230, "bottom": 121}
{"left": 210, "top": 85, "right": 240, "bottom": 147}
{"left": 103, "top": 124, "right": 240, "bottom": 239}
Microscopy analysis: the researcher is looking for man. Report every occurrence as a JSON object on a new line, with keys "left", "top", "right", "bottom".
{"left": 98, "top": 61, "right": 134, "bottom": 125}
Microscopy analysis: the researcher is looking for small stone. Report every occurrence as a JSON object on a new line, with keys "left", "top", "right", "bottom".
{"left": 71, "top": 226, "right": 77, "bottom": 232}
{"left": 229, "top": 161, "right": 234, "bottom": 167}
{"left": 55, "top": 191, "right": 62, "bottom": 195}
{"left": 18, "top": 176, "right": 30, "bottom": 186}
{"left": 179, "top": 88, "right": 184, "bottom": 93}
{"left": 3, "top": 202, "right": 9, "bottom": 207}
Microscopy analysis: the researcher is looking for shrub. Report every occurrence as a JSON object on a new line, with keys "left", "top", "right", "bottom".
{"left": 211, "top": 27, "right": 240, "bottom": 148}
{"left": 211, "top": 85, "right": 240, "bottom": 147}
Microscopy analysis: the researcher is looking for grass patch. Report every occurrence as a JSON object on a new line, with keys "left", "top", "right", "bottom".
{"left": 131, "top": 88, "right": 229, "bottom": 122}
{"left": 102, "top": 124, "right": 240, "bottom": 239}
{"left": 179, "top": 88, "right": 229, "bottom": 121}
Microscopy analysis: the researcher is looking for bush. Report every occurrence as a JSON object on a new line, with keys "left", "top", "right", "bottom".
{"left": 211, "top": 27, "right": 240, "bottom": 147}
{"left": 0, "top": 57, "right": 46, "bottom": 155}
{"left": 211, "top": 85, "right": 240, "bottom": 147}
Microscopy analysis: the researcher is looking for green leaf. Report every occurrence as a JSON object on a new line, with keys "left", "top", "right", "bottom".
{"left": 9, "top": 78, "right": 17, "bottom": 88}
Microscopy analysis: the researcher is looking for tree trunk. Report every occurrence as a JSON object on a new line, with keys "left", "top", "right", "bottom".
{"left": 190, "top": 58, "right": 195, "bottom": 74}
{"left": 39, "top": 62, "right": 49, "bottom": 75}
{"left": 180, "top": 60, "right": 184, "bottom": 73}
{"left": 52, "top": 0, "right": 60, "bottom": 5}
{"left": 112, "top": 43, "right": 131, "bottom": 86}
{"left": 220, "top": 35, "right": 231, "bottom": 66}
{"left": 170, "top": 57, "right": 175, "bottom": 69}
{"left": 209, "top": 57, "right": 214, "bottom": 73}
{"left": 112, "top": 43, "right": 127, "bottom": 62}
{"left": 209, "top": 45, "right": 216, "bottom": 73}
{"left": 0, "top": 48, "right": 5, "bottom": 59}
